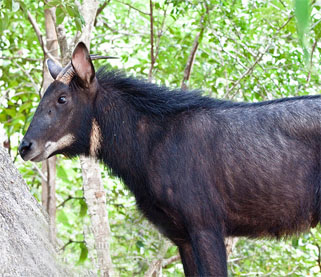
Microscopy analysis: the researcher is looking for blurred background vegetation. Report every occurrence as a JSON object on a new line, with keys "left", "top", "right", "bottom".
{"left": 1, "top": 0, "right": 321, "bottom": 275}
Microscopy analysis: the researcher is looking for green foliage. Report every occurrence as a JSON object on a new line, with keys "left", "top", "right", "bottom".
{"left": 230, "top": 228, "right": 321, "bottom": 276}
{"left": 44, "top": 0, "right": 85, "bottom": 30}
{"left": 294, "top": 0, "right": 311, "bottom": 63}
{"left": 2, "top": 0, "right": 321, "bottom": 275}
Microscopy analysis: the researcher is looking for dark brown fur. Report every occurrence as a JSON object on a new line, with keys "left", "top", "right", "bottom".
{"left": 19, "top": 43, "right": 321, "bottom": 276}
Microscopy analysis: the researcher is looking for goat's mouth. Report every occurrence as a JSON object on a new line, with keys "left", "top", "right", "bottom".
{"left": 24, "top": 146, "right": 61, "bottom": 162}
{"left": 20, "top": 134, "right": 75, "bottom": 162}
{"left": 21, "top": 149, "right": 49, "bottom": 162}
{"left": 20, "top": 142, "right": 53, "bottom": 162}
{"left": 25, "top": 143, "right": 61, "bottom": 162}
{"left": 30, "top": 152, "right": 47, "bottom": 162}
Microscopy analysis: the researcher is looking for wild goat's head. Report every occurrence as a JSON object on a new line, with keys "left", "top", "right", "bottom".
{"left": 19, "top": 42, "right": 107, "bottom": 162}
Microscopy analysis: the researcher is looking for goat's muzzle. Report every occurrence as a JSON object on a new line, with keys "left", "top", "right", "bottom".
{"left": 19, "top": 138, "right": 40, "bottom": 161}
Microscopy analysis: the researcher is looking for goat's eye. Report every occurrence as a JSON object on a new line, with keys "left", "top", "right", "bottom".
{"left": 58, "top": 96, "right": 66, "bottom": 104}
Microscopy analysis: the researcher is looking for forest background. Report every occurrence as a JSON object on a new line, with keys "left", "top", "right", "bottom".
{"left": 1, "top": 0, "right": 321, "bottom": 275}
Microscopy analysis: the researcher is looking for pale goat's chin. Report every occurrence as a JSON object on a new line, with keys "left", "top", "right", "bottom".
{"left": 29, "top": 134, "right": 76, "bottom": 162}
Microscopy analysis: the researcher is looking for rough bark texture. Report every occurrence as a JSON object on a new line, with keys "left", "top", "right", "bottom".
{"left": 181, "top": 17, "right": 205, "bottom": 90}
{"left": 41, "top": 156, "right": 57, "bottom": 243}
{"left": 76, "top": 1, "right": 115, "bottom": 275}
{"left": 80, "top": 157, "right": 114, "bottom": 276}
{"left": 225, "top": 237, "right": 238, "bottom": 257}
{"left": 0, "top": 145, "right": 71, "bottom": 276}
{"left": 78, "top": 0, "right": 100, "bottom": 48}
{"left": 41, "top": 7, "right": 60, "bottom": 244}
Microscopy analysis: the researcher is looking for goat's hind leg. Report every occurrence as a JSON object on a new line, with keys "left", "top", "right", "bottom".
{"left": 179, "top": 242, "right": 198, "bottom": 276}
{"left": 189, "top": 228, "right": 227, "bottom": 277}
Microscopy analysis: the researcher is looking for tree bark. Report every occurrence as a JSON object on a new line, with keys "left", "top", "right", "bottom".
{"left": 148, "top": 0, "right": 154, "bottom": 82}
{"left": 76, "top": 1, "right": 115, "bottom": 275}
{"left": 181, "top": 17, "right": 205, "bottom": 90}
{"left": 0, "top": 145, "right": 71, "bottom": 276}
{"left": 41, "top": 156, "right": 57, "bottom": 243}
{"left": 80, "top": 157, "right": 114, "bottom": 276}
{"left": 225, "top": 237, "right": 238, "bottom": 257}
{"left": 41, "top": 6, "right": 60, "bottom": 243}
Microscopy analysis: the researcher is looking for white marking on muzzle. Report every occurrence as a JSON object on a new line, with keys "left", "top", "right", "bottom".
{"left": 44, "top": 134, "right": 75, "bottom": 157}
{"left": 90, "top": 119, "right": 102, "bottom": 157}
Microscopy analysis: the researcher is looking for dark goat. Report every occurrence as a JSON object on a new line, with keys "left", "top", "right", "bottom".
{"left": 19, "top": 42, "right": 321, "bottom": 276}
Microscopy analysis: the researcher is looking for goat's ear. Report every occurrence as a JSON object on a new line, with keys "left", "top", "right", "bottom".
{"left": 71, "top": 42, "right": 95, "bottom": 87}
{"left": 47, "top": 59, "right": 62, "bottom": 79}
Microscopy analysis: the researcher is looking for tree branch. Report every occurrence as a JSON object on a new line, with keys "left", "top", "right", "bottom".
{"left": 22, "top": 9, "right": 58, "bottom": 63}
{"left": 181, "top": 16, "right": 205, "bottom": 90}
{"left": 57, "top": 195, "right": 84, "bottom": 209}
{"left": 162, "top": 254, "right": 180, "bottom": 267}
{"left": 33, "top": 163, "right": 47, "bottom": 183}
{"left": 46, "top": 8, "right": 70, "bottom": 65}
{"left": 148, "top": 0, "right": 154, "bottom": 81}
{"left": 225, "top": 14, "right": 294, "bottom": 98}
{"left": 60, "top": 239, "right": 85, "bottom": 252}
{"left": 153, "top": 5, "right": 168, "bottom": 76}
{"left": 26, "top": 10, "right": 45, "bottom": 49}
{"left": 144, "top": 240, "right": 171, "bottom": 277}
{"left": 114, "top": 0, "right": 150, "bottom": 16}
{"left": 307, "top": 35, "right": 320, "bottom": 83}
{"left": 94, "top": 0, "right": 111, "bottom": 26}
{"left": 12, "top": 60, "right": 40, "bottom": 95}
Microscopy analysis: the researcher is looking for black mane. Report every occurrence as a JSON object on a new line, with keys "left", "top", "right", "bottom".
{"left": 95, "top": 67, "right": 321, "bottom": 116}
{"left": 96, "top": 67, "right": 232, "bottom": 116}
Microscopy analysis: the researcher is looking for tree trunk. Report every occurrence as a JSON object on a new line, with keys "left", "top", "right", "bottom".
{"left": 80, "top": 157, "right": 114, "bottom": 276}
{"left": 41, "top": 7, "right": 60, "bottom": 243}
{"left": 77, "top": 1, "right": 115, "bottom": 275}
{"left": 0, "top": 145, "right": 71, "bottom": 276}
{"left": 225, "top": 237, "right": 238, "bottom": 257}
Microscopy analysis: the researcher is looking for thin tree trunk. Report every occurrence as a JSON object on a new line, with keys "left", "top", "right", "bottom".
{"left": 80, "top": 157, "right": 114, "bottom": 276}
{"left": 76, "top": 0, "right": 115, "bottom": 275}
{"left": 41, "top": 157, "right": 57, "bottom": 243}
{"left": 148, "top": 0, "right": 154, "bottom": 82}
{"left": 181, "top": 17, "right": 205, "bottom": 90}
{"left": 46, "top": 0, "right": 114, "bottom": 274}
{"left": 40, "top": 6, "right": 59, "bottom": 243}
{"left": 225, "top": 237, "right": 238, "bottom": 258}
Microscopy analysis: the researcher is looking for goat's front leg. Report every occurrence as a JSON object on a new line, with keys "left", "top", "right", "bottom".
{"left": 189, "top": 228, "right": 227, "bottom": 277}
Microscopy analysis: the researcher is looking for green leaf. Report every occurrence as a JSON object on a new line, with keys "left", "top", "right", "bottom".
{"left": 66, "top": 5, "right": 75, "bottom": 17}
{"left": 57, "top": 166, "right": 69, "bottom": 182}
{"left": 57, "top": 210, "right": 70, "bottom": 226}
{"left": 56, "top": 5, "right": 65, "bottom": 25}
{"left": 79, "top": 199, "right": 87, "bottom": 217}
{"left": 75, "top": 17, "right": 82, "bottom": 31}
{"left": 77, "top": 243, "right": 88, "bottom": 265}
{"left": 294, "top": 0, "right": 311, "bottom": 64}
{"left": 136, "top": 240, "right": 144, "bottom": 249}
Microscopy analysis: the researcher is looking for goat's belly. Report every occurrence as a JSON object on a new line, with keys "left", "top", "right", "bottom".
{"left": 226, "top": 215, "right": 313, "bottom": 238}
{"left": 223, "top": 192, "right": 315, "bottom": 238}
{"left": 218, "top": 156, "right": 319, "bottom": 238}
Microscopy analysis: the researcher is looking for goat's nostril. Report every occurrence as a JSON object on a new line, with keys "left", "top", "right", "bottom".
{"left": 19, "top": 140, "right": 32, "bottom": 156}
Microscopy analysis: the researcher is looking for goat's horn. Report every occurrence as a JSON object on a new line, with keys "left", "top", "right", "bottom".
{"left": 55, "top": 54, "right": 118, "bottom": 85}
{"left": 90, "top": 54, "right": 118, "bottom": 60}
{"left": 56, "top": 62, "right": 75, "bottom": 85}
